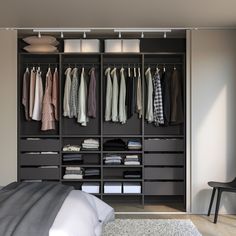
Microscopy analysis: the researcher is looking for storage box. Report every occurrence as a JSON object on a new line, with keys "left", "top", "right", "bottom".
{"left": 104, "top": 39, "right": 140, "bottom": 53}
{"left": 82, "top": 182, "right": 100, "bottom": 194}
{"left": 104, "top": 39, "right": 122, "bottom": 52}
{"left": 64, "top": 39, "right": 81, "bottom": 52}
{"left": 104, "top": 182, "right": 122, "bottom": 193}
{"left": 123, "top": 182, "right": 141, "bottom": 193}
{"left": 123, "top": 39, "right": 140, "bottom": 52}
{"left": 81, "top": 39, "right": 100, "bottom": 52}
{"left": 64, "top": 39, "right": 100, "bottom": 53}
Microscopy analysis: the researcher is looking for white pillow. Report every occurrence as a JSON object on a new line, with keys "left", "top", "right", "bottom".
{"left": 24, "top": 45, "right": 58, "bottom": 53}
{"left": 23, "top": 36, "right": 57, "bottom": 45}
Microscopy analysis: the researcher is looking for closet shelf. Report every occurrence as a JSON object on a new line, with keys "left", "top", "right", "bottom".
{"left": 103, "top": 178, "right": 143, "bottom": 182}
{"left": 20, "top": 135, "right": 60, "bottom": 138}
{"left": 102, "top": 193, "right": 142, "bottom": 196}
{"left": 102, "top": 151, "right": 143, "bottom": 154}
{"left": 61, "top": 179, "right": 101, "bottom": 182}
{"left": 103, "top": 165, "right": 143, "bottom": 168}
{"left": 61, "top": 165, "right": 101, "bottom": 168}
{"left": 62, "top": 151, "right": 101, "bottom": 154}
{"left": 62, "top": 135, "right": 101, "bottom": 138}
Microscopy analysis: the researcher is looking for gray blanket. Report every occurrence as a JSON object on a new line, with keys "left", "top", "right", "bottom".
{"left": 0, "top": 182, "right": 74, "bottom": 236}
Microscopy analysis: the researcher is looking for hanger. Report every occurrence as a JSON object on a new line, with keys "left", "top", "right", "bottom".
{"left": 134, "top": 67, "right": 137, "bottom": 77}
{"left": 155, "top": 65, "right": 160, "bottom": 74}
{"left": 26, "top": 67, "right": 29, "bottom": 73}
{"left": 128, "top": 67, "right": 131, "bottom": 77}
{"left": 145, "top": 67, "right": 151, "bottom": 74}
{"left": 174, "top": 65, "right": 176, "bottom": 70}
{"left": 82, "top": 67, "right": 85, "bottom": 74}
{"left": 163, "top": 64, "right": 166, "bottom": 72}
{"left": 138, "top": 67, "right": 141, "bottom": 77}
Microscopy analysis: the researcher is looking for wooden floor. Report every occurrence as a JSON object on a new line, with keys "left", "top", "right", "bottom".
{"left": 116, "top": 214, "right": 236, "bottom": 236}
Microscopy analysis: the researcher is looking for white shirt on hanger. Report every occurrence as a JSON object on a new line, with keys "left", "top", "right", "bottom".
{"left": 32, "top": 68, "right": 43, "bottom": 121}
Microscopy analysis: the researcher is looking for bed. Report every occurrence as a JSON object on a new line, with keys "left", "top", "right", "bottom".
{"left": 0, "top": 182, "right": 114, "bottom": 236}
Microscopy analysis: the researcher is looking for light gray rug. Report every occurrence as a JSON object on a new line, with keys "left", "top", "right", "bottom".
{"left": 103, "top": 219, "right": 202, "bottom": 236}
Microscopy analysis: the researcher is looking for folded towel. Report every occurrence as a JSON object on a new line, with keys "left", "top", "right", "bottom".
{"left": 63, "top": 174, "right": 83, "bottom": 179}
{"left": 124, "top": 161, "right": 140, "bottom": 165}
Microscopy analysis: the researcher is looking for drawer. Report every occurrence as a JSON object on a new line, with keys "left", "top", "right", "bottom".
{"left": 144, "top": 139, "right": 184, "bottom": 152}
{"left": 144, "top": 154, "right": 184, "bottom": 166}
{"left": 144, "top": 182, "right": 184, "bottom": 195}
{"left": 144, "top": 167, "right": 184, "bottom": 180}
{"left": 20, "top": 168, "right": 60, "bottom": 180}
{"left": 20, "top": 154, "right": 60, "bottom": 166}
{"left": 20, "top": 139, "right": 60, "bottom": 152}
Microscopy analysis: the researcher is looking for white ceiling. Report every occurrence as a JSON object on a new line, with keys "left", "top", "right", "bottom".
{"left": 0, "top": 0, "right": 236, "bottom": 28}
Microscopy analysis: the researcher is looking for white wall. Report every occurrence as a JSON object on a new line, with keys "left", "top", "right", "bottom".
{"left": 0, "top": 29, "right": 17, "bottom": 186}
{"left": 189, "top": 30, "right": 236, "bottom": 214}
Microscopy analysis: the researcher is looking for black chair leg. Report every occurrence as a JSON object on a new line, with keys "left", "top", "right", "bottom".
{"left": 208, "top": 187, "right": 216, "bottom": 216}
{"left": 214, "top": 189, "right": 222, "bottom": 224}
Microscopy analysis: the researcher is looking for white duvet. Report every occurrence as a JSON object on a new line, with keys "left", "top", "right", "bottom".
{"left": 49, "top": 190, "right": 114, "bottom": 236}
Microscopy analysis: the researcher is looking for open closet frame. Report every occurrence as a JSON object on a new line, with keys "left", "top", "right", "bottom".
{"left": 17, "top": 37, "right": 186, "bottom": 212}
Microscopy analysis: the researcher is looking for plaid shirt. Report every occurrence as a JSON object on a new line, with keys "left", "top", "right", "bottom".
{"left": 152, "top": 71, "right": 164, "bottom": 126}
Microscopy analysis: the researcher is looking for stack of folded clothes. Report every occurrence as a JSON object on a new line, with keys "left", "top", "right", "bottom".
{"left": 63, "top": 154, "right": 83, "bottom": 164}
{"left": 123, "top": 171, "right": 142, "bottom": 179}
{"left": 82, "top": 139, "right": 99, "bottom": 150}
{"left": 127, "top": 140, "right": 142, "bottom": 150}
{"left": 63, "top": 144, "right": 81, "bottom": 152}
{"left": 84, "top": 169, "right": 100, "bottom": 178}
{"left": 63, "top": 166, "right": 84, "bottom": 179}
{"left": 124, "top": 155, "right": 140, "bottom": 165}
{"left": 104, "top": 155, "right": 122, "bottom": 165}
{"left": 103, "top": 139, "right": 126, "bottom": 151}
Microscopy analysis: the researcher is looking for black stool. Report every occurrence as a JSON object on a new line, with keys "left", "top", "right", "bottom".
{"left": 207, "top": 177, "right": 236, "bottom": 223}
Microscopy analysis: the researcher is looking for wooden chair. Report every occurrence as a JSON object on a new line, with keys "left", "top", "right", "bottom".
{"left": 207, "top": 177, "right": 236, "bottom": 223}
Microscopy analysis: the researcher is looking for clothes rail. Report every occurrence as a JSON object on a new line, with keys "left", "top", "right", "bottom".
{"left": 24, "top": 62, "right": 59, "bottom": 66}
{"left": 144, "top": 63, "right": 182, "bottom": 65}
{"left": 62, "top": 63, "right": 100, "bottom": 65}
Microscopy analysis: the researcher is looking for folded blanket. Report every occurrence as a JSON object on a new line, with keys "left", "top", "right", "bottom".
{"left": 0, "top": 182, "right": 73, "bottom": 236}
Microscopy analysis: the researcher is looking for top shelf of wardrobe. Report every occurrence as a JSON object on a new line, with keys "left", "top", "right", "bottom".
{"left": 19, "top": 52, "right": 185, "bottom": 56}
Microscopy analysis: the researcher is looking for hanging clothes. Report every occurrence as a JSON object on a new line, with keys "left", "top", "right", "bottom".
{"left": 77, "top": 68, "right": 88, "bottom": 126}
{"left": 119, "top": 67, "right": 127, "bottom": 124}
{"left": 52, "top": 68, "right": 59, "bottom": 121}
{"left": 22, "top": 68, "right": 30, "bottom": 121}
{"left": 161, "top": 69, "right": 171, "bottom": 126}
{"left": 145, "top": 68, "right": 153, "bottom": 123}
{"left": 70, "top": 67, "right": 79, "bottom": 118}
{"left": 29, "top": 67, "right": 36, "bottom": 118}
{"left": 170, "top": 69, "right": 184, "bottom": 125}
{"left": 111, "top": 68, "right": 119, "bottom": 122}
{"left": 87, "top": 67, "right": 97, "bottom": 118}
{"left": 136, "top": 67, "right": 142, "bottom": 118}
{"left": 32, "top": 68, "right": 43, "bottom": 121}
{"left": 105, "top": 67, "right": 112, "bottom": 121}
{"left": 126, "top": 68, "right": 135, "bottom": 119}
{"left": 63, "top": 67, "right": 72, "bottom": 117}
{"left": 153, "top": 69, "right": 164, "bottom": 126}
{"left": 41, "top": 68, "right": 55, "bottom": 131}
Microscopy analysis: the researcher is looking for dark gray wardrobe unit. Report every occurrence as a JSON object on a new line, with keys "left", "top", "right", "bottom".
{"left": 18, "top": 37, "right": 186, "bottom": 211}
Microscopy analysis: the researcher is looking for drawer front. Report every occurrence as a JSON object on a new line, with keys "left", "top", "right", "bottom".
{"left": 144, "top": 182, "right": 184, "bottom": 195}
{"left": 20, "top": 168, "right": 60, "bottom": 180}
{"left": 20, "top": 154, "right": 60, "bottom": 166}
{"left": 20, "top": 139, "right": 60, "bottom": 152}
{"left": 144, "top": 167, "right": 184, "bottom": 180}
{"left": 144, "top": 139, "right": 184, "bottom": 152}
{"left": 144, "top": 154, "right": 184, "bottom": 166}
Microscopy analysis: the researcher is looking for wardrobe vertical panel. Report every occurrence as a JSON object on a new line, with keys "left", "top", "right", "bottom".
{"left": 60, "top": 54, "right": 101, "bottom": 135}
{"left": 19, "top": 53, "right": 60, "bottom": 136}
